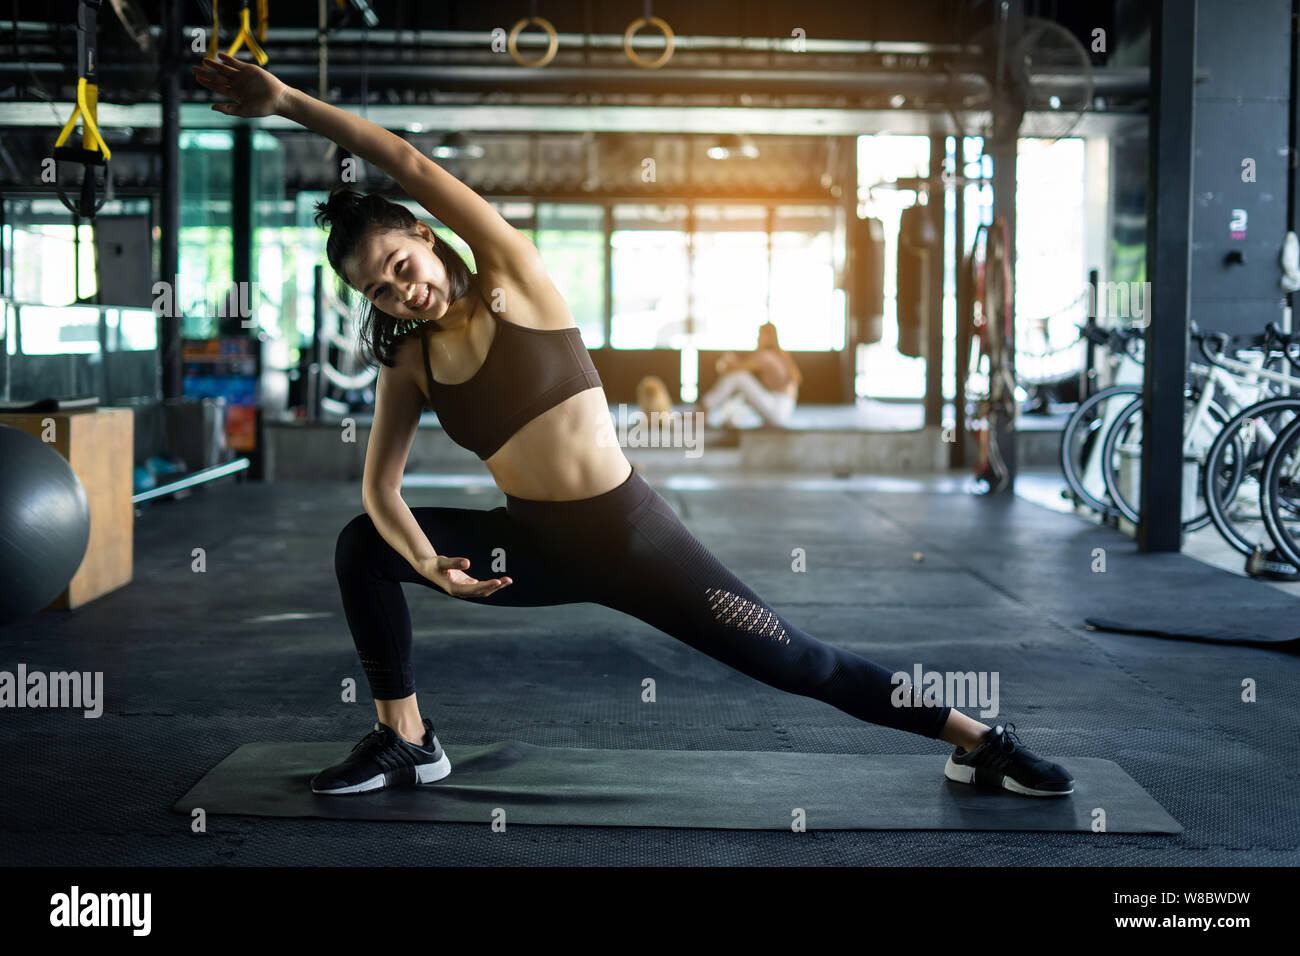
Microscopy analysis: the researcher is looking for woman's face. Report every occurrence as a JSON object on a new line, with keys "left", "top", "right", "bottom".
{"left": 344, "top": 224, "right": 451, "bottom": 321}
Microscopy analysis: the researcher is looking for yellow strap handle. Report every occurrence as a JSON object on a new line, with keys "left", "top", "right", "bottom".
{"left": 227, "top": 6, "right": 268, "bottom": 65}
{"left": 53, "top": 77, "right": 112, "bottom": 160}
{"left": 256, "top": 0, "right": 268, "bottom": 42}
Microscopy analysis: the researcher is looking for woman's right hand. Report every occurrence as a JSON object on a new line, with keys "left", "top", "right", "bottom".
{"left": 413, "top": 555, "right": 513, "bottom": 598}
{"left": 192, "top": 51, "right": 290, "bottom": 118}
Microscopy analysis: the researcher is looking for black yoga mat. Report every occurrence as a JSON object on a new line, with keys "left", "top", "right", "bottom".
{"left": 1085, "top": 616, "right": 1300, "bottom": 646}
{"left": 173, "top": 740, "right": 1181, "bottom": 834}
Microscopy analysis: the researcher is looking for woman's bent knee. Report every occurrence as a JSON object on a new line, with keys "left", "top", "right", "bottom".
{"left": 335, "top": 512, "right": 385, "bottom": 575}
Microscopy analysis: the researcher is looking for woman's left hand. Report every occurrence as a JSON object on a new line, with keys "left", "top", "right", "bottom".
{"left": 192, "top": 52, "right": 290, "bottom": 118}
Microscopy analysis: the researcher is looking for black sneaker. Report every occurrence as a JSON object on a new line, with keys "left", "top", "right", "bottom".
{"left": 944, "top": 723, "right": 1074, "bottom": 797}
{"left": 310, "top": 718, "right": 452, "bottom": 795}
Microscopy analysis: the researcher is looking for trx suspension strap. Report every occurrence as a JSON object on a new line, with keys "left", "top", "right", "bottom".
{"left": 52, "top": 0, "right": 113, "bottom": 218}
{"left": 223, "top": 0, "right": 270, "bottom": 65}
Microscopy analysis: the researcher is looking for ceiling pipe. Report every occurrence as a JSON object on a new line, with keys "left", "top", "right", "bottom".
{"left": 0, "top": 62, "right": 1147, "bottom": 99}
{"left": 5, "top": 20, "right": 978, "bottom": 55}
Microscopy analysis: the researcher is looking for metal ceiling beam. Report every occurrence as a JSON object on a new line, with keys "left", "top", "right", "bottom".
{"left": 0, "top": 102, "right": 1143, "bottom": 137}
{"left": 0, "top": 62, "right": 1146, "bottom": 96}
{"left": 4, "top": 20, "right": 973, "bottom": 54}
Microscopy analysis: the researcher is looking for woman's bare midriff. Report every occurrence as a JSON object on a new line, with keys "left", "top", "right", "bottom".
{"left": 402, "top": 308, "right": 631, "bottom": 503}
{"left": 482, "top": 388, "right": 632, "bottom": 501}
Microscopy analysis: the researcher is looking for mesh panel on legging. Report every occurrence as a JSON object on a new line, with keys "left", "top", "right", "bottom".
{"left": 705, "top": 587, "right": 790, "bottom": 644}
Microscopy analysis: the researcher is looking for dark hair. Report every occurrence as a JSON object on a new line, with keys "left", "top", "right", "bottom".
{"left": 312, "top": 185, "right": 474, "bottom": 367}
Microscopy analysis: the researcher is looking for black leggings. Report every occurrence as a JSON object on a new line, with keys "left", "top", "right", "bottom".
{"left": 334, "top": 468, "right": 952, "bottom": 740}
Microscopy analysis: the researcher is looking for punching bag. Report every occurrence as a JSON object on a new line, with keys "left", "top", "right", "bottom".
{"left": 897, "top": 204, "right": 937, "bottom": 359}
{"left": 848, "top": 215, "right": 886, "bottom": 344}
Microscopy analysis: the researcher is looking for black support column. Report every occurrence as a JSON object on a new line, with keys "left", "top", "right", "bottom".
{"left": 987, "top": 0, "right": 1023, "bottom": 491}
{"left": 602, "top": 203, "right": 613, "bottom": 348}
{"left": 951, "top": 135, "right": 969, "bottom": 467}
{"left": 1141, "top": 0, "right": 1197, "bottom": 553}
{"left": 232, "top": 128, "right": 253, "bottom": 304}
{"left": 1289, "top": 0, "right": 1300, "bottom": 318}
{"left": 231, "top": 125, "right": 263, "bottom": 479}
{"left": 926, "top": 134, "right": 946, "bottom": 427}
{"left": 158, "top": 0, "right": 182, "bottom": 401}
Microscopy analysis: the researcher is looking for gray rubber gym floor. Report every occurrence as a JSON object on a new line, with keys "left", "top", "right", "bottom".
{"left": 2, "top": 467, "right": 1297, "bottom": 866}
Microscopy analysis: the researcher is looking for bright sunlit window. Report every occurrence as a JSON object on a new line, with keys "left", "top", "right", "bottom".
{"left": 1015, "top": 138, "right": 1088, "bottom": 383}
{"left": 611, "top": 204, "right": 690, "bottom": 349}
{"left": 690, "top": 205, "right": 769, "bottom": 350}
{"left": 855, "top": 134, "right": 933, "bottom": 400}
{"left": 536, "top": 203, "right": 605, "bottom": 348}
{"left": 771, "top": 206, "right": 841, "bottom": 351}
{"left": 17, "top": 305, "right": 100, "bottom": 354}
{"left": 611, "top": 202, "right": 842, "bottom": 352}
{"left": 855, "top": 133, "right": 1088, "bottom": 401}
{"left": 10, "top": 223, "right": 99, "bottom": 305}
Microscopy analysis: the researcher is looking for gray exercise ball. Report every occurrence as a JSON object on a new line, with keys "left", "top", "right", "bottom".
{"left": 0, "top": 424, "right": 91, "bottom": 627}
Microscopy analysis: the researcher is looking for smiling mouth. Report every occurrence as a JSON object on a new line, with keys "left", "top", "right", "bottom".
{"left": 410, "top": 286, "right": 430, "bottom": 311}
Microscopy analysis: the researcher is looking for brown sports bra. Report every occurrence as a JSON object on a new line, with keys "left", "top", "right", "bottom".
{"left": 419, "top": 282, "right": 603, "bottom": 460}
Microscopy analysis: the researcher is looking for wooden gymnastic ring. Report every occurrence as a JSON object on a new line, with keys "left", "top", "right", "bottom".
{"left": 508, "top": 16, "right": 559, "bottom": 68}
{"left": 623, "top": 16, "right": 674, "bottom": 69}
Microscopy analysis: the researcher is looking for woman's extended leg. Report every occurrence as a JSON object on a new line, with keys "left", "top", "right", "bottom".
{"left": 591, "top": 488, "right": 978, "bottom": 742}
{"left": 333, "top": 505, "right": 583, "bottom": 742}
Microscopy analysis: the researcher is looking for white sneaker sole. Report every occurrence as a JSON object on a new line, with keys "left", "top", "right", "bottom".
{"left": 312, "top": 752, "right": 453, "bottom": 795}
{"left": 944, "top": 754, "right": 1074, "bottom": 797}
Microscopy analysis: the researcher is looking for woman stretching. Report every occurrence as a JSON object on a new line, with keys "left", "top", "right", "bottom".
{"left": 195, "top": 52, "right": 1074, "bottom": 799}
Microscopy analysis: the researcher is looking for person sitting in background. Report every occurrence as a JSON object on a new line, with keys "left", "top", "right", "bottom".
{"left": 700, "top": 321, "right": 801, "bottom": 427}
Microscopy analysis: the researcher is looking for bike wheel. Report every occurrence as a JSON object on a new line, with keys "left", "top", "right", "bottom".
{"left": 1100, "top": 390, "right": 1231, "bottom": 531}
{"left": 1058, "top": 385, "right": 1143, "bottom": 517}
{"left": 1202, "top": 398, "right": 1300, "bottom": 556}
{"left": 1260, "top": 414, "right": 1300, "bottom": 567}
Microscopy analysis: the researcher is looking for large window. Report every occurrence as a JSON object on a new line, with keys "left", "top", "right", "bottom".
{"left": 1014, "top": 137, "right": 1089, "bottom": 384}
{"left": 1, "top": 197, "right": 157, "bottom": 356}
{"left": 855, "top": 134, "right": 934, "bottom": 400}
{"left": 251, "top": 131, "right": 290, "bottom": 348}
{"left": 610, "top": 204, "right": 689, "bottom": 348}
{"left": 856, "top": 133, "right": 1090, "bottom": 401}
{"left": 611, "top": 202, "right": 842, "bottom": 352}
{"left": 15, "top": 305, "right": 99, "bottom": 355}
{"left": 690, "top": 204, "right": 769, "bottom": 350}
{"left": 178, "top": 130, "right": 233, "bottom": 338}
{"left": 536, "top": 203, "right": 605, "bottom": 347}
{"left": 9, "top": 221, "right": 99, "bottom": 305}
{"left": 771, "top": 206, "right": 842, "bottom": 351}
{"left": 107, "top": 308, "right": 157, "bottom": 351}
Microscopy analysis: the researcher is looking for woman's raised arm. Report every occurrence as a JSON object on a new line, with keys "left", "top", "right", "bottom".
{"left": 194, "top": 52, "right": 531, "bottom": 269}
